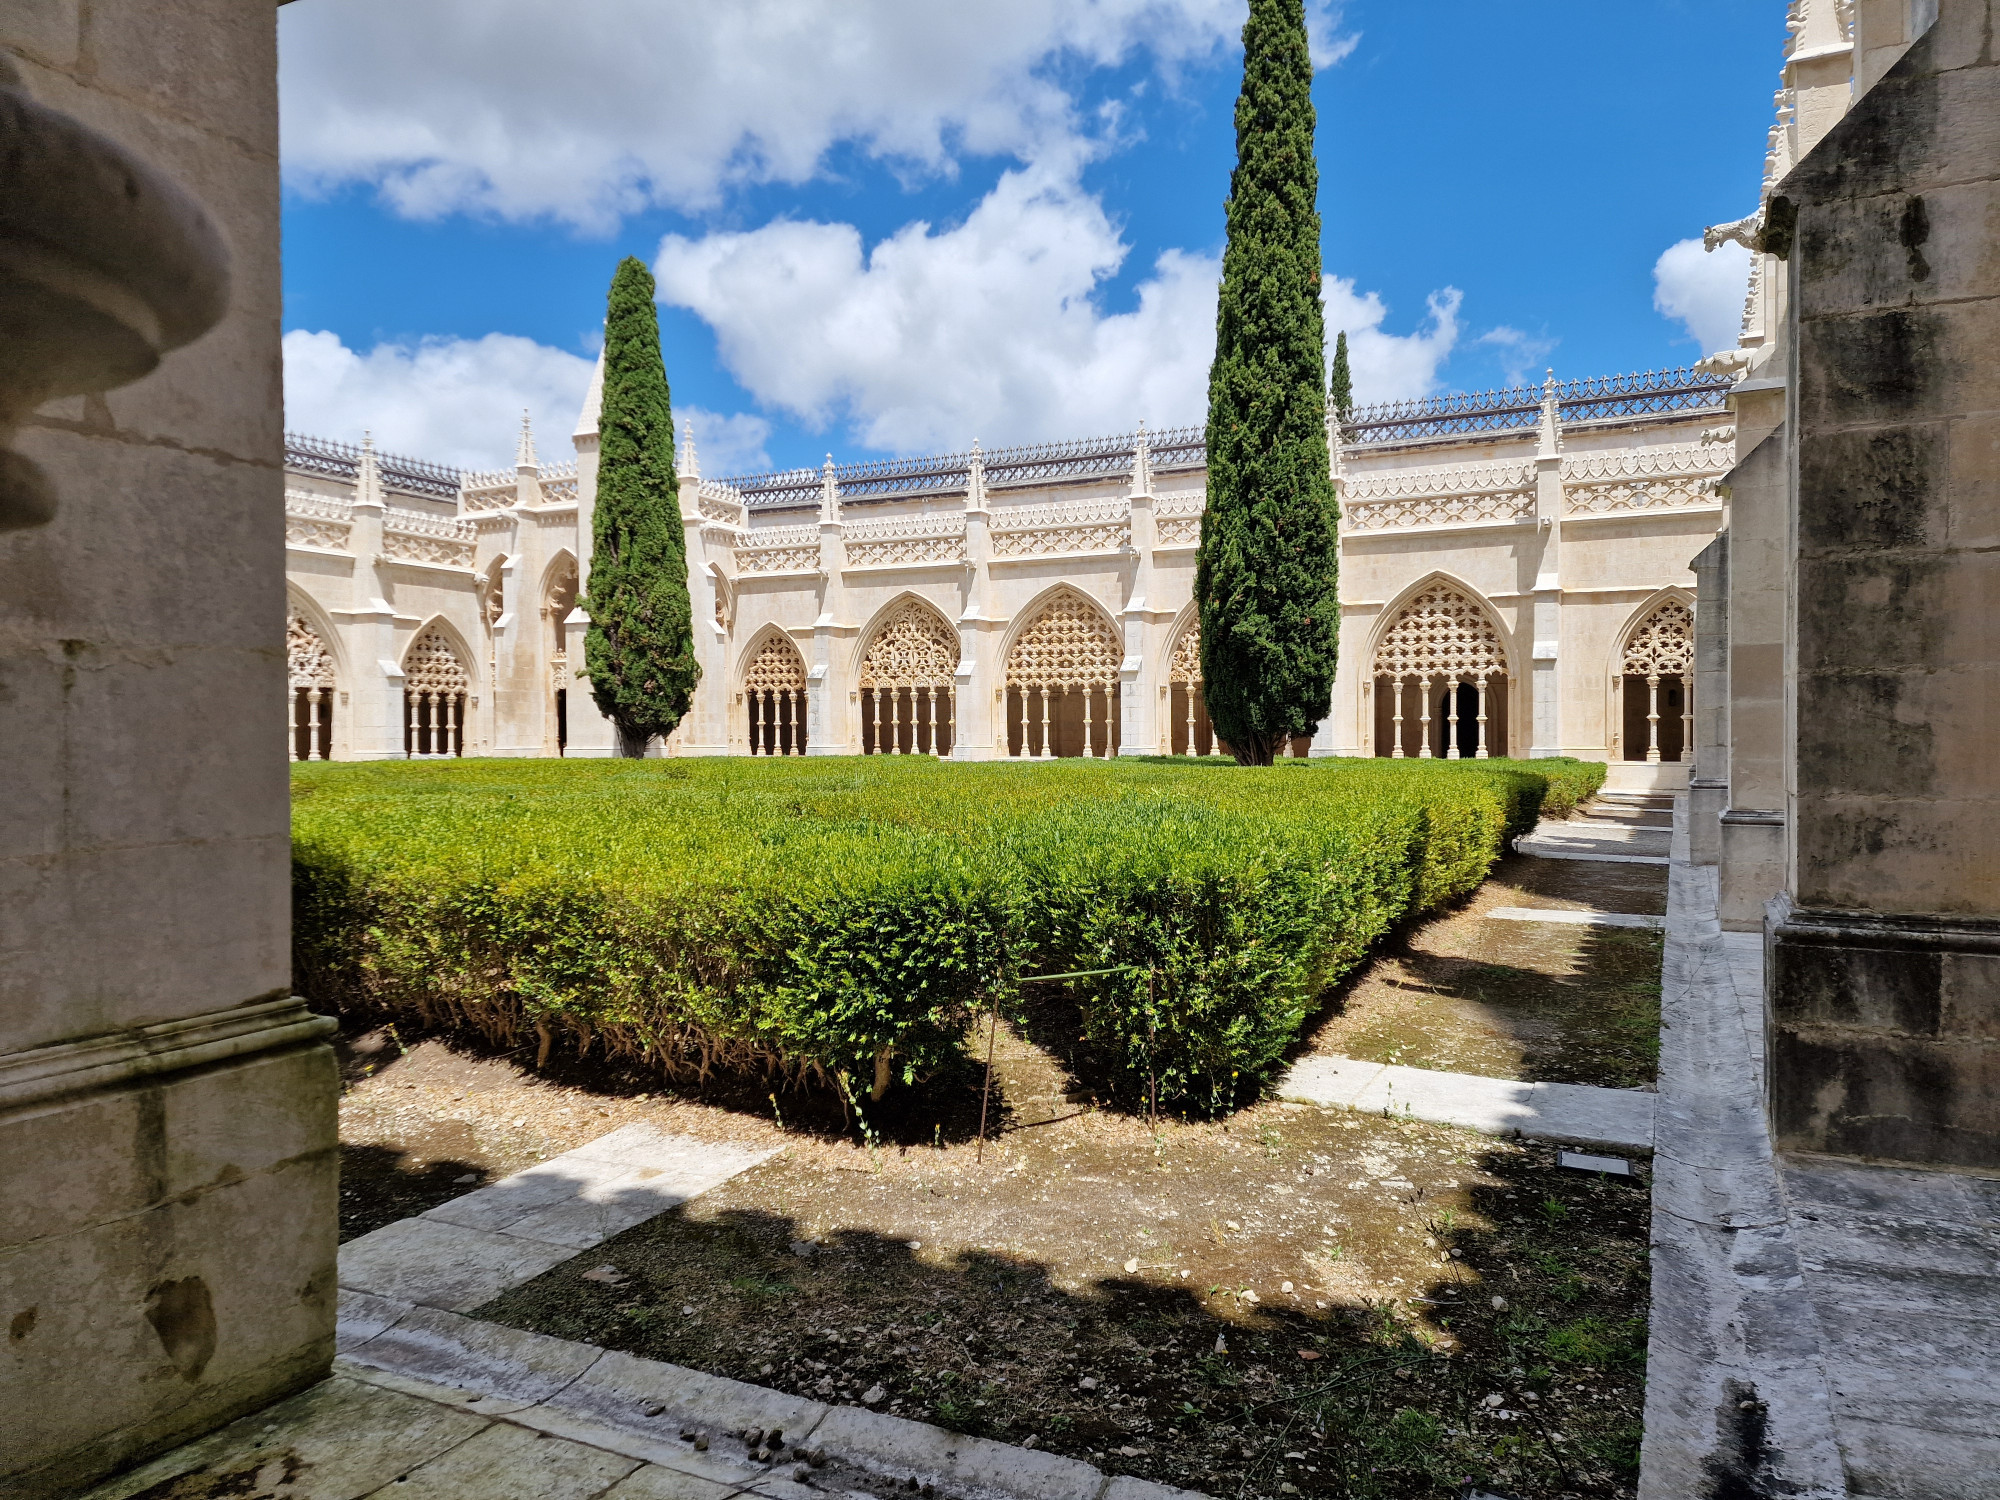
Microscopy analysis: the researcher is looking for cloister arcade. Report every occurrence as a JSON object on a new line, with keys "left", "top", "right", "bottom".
{"left": 403, "top": 625, "right": 471, "bottom": 758}
{"left": 743, "top": 634, "right": 808, "bottom": 756}
{"left": 1004, "top": 589, "right": 1123, "bottom": 758}
{"left": 859, "top": 598, "right": 959, "bottom": 756}
{"left": 287, "top": 611, "right": 336, "bottom": 761}
{"left": 1617, "top": 595, "right": 1694, "bottom": 763}
{"left": 1370, "top": 581, "right": 1512, "bottom": 759}
{"left": 1164, "top": 619, "right": 1220, "bottom": 757}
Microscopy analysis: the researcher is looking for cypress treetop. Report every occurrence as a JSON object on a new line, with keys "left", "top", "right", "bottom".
{"left": 583, "top": 256, "right": 699, "bottom": 756}
{"left": 1329, "top": 329, "right": 1353, "bottom": 420}
{"left": 1196, "top": 0, "right": 1340, "bottom": 766}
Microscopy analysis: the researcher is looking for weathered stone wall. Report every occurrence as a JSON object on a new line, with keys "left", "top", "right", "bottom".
{"left": 0, "top": 5, "right": 337, "bottom": 1495}
{"left": 1769, "top": 0, "right": 2000, "bottom": 1167}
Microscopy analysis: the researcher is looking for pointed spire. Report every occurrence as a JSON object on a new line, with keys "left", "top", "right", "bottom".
{"left": 355, "top": 430, "right": 384, "bottom": 508}
{"left": 820, "top": 454, "right": 841, "bottom": 525}
{"left": 1536, "top": 368, "right": 1562, "bottom": 459}
{"left": 1129, "top": 420, "right": 1152, "bottom": 499}
{"left": 515, "top": 409, "right": 539, "bottom": 473}
{"left": 677, "top": 414, "right": 699, "bottom": 482}
{"left": 966, "top": 439, "right": 987, "bottom": 512}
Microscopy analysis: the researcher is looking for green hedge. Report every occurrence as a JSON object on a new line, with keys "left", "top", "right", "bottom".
{"left": 292, "top": 755, "right": 1603, "bottom": 1113}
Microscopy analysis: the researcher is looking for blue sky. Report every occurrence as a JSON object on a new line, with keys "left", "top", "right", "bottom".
{"left": 279, "top": 1, "right": 1782, "bottom": 474}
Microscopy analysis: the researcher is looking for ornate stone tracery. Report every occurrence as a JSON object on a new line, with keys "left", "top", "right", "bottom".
{"left": 288, "top": 613, "right": 335, "bottom": 761}
{"left": 1005, "top": 591, "right": 1121, "bottom": 689}
{"left": 1164, "top": 620, "right": 1216, "bottom": 756}
{"left": 1620, "top": 597, "right": 1695, "bottom": 763}
{"left": 1372, "top": 583, "right": 1508, "bottom": 760}
{"left": 744, "top": 635, "right": 807, "bottom": 756}
{"left": 858, "top": 601, "right": 957, "bottom": 756}
{"left": 403, "top": 626, "right": 469, "bottom": 758}
{"left": 1372, "top": 584, "right": 1507, "bottom": 680}
{"left": 1622, "top": 598, "right": 1694, "bottom": 677}
{"left": 1005, "top": 590, "right": 1122, "bottom": 757}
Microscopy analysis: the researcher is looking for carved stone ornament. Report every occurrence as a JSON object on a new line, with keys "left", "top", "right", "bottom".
{"left": 1373, "top": 584, "right": 1507, "bottom": 680}
{"left": 0, "top": 56, "right": 231, "bottom": 528}
{"left": 1622, "top": 598, "right": 1694, "bottom": 677}
{"left": 859, "top": 600, "right": 959, "bottom": 689}
{"left": 1005, "top": 590, "right": 1121, "bottom": 689}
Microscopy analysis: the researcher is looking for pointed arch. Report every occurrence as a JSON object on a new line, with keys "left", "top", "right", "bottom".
{"left": 285, "top": 587, "right": 342, "bottom": 762}
{"left": 477, "top": 554, "right": 509, "bottom": 630}
{"left": 1369, "top": 575, "right": 1513, "bottom": 760}
{"left": 1613, "top": 588, "right": 1695, "bottom": 764}
{"left": 737, "top": 626, "right": 808, "bottom": 757}
{"left": 855, "top": 593, "right": 959, "bottom": 757}
{"left": 1158, "top": 603, "right": 1218, "bottom": 757}
{"left": 401, "top": 617, "right": 474, "bottom": 759}
{"left": 538, "top": 548, "right": 579, "bottom": 610}
{"left": 1001, "top": 585, "right": 1123, "bottom": 759}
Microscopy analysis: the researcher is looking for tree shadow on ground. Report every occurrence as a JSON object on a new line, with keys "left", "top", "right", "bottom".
{"left": 474, "top": 1135, "right": 1649, "bottom": 1500}
{"left": 337, "top": 1141, "right": 494, "bottom": 1243}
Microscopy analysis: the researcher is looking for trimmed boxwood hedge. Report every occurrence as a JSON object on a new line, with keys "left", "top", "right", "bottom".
{"left": 292, "top": 754, "right": 1603, "bottom": 1114}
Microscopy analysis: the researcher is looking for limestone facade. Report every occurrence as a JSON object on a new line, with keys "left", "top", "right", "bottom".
{"left": 1, "top": 5, "right": 338, "bottom": 1497}
{"left": 1692, "top": 0, "right": 1999, "bottom": 1169}
{"left": 285, "top": 371, "right": 1734, "bottom": 782}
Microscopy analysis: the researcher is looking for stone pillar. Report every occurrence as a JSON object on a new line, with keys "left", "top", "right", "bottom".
{"left": 955, "top": 443, "right": 999, "bottom": 759}
{"left": 1768, "top": 4, "right": 2000, "bottom": 1168}
{"left": 1120, "top": 426, "right": 1156, "bottom": 756}
{"left": 673, "top": 420, "right": 729, "bottom": 755}
{"left": 1527, "top": 373, "right": 1564, "bottom": 758}
{"left": 1717, "top": 421, "right": 1789, "bottom": 927}
{"left": 0, "top": 11, "right": 338, "bottom": 1495}
{"left": 807, "top": 457, "right": 850, "bottom": 755}
{"left": 562, "top": 353, "right": 616, "bottom": 756}
{"left": 1687, "top": 532, "right": 1730, "bottom": 866}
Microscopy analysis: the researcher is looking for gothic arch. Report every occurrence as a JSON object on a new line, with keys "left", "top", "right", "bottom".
{"left": 537, "top": 551, "right": 580, "bottom": 753}
{"left": 402, "top": 617, "right": 475, "bottom": 759}
{"left": 538, "top": 548, "right": 579, "bottom": 607}
{"left": 1368, "top": 574, "right": 1513, "bottom": 759}
{"left": 1158, "top": 603, "right": 1218, "bottom": 757}
{"left": 286, "top": 587, "right": 343, "bottom": 761}
{"left": 1001, "top": 585, "right": 1123, "bottom": 758}
{"left": 738, "top": 627, "right": 808, "bottom": 757}
{"left": 854, "top": 594, "right": 959, "bottom": 757}
{"left": 1613, "top": 589, "right": 1695, "bottom": 763}
{"left": 477, "top": 555, "right": 509, "bottom": 630}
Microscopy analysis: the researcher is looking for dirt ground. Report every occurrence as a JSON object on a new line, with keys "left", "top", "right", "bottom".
{"left": 332, "top": 804, "right": 1661, "bottom": 1499}
{"left": 1296, "top": 846, "right": 1668, "bottom": 1091}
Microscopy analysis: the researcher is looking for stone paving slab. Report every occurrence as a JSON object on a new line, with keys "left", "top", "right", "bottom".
{"left": 1511, "top": 842, "right": 1670, "bottom": 866}
{"left": 339, "top": 1215, "right": 579, "bottom": 1312}
{"left": 1485, "top": 906, "right": 1665, "bottom": 929}
{"left": 1278, "top": 1054, "right": 1655, "bottom": 1151}
{"left": 368, "top": 1421, "right": 640, "bottom": 1500}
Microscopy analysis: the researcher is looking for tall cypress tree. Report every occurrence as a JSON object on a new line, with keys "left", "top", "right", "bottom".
{"left": 1195, "top": 0, "right": 1339, "bottom": 766}
{"left": 1328, "top": 329, "right": 1353, "bottom": 420}
{"left": 583, "top": 257, "right": 699, "bottom": 757}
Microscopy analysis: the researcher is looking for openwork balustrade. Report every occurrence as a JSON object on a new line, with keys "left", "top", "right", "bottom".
{"left": 1620, "top": 598, "right": 1694, "bottom": 763}
{"left": 1372, "top": 584, "right": 1509, "bottom": 759}
{"left": 990, "top": 497, "right": 1131, "bottom": 559}
{"left": 743, "top": 635, "right": 807, "bottom": 755}
{"left": 1341, "top": 367, "right": 1730, "bottom": 446}
{"left": 1004, "top": 591, "right": 1121, "bottom": 757}
{"left": 285, "top": 431, "right": 462, "bottom": 499}
{"left": 859, "top": 599, "right": 959, "bottom": 756}
{"left": 287, "top": 614, "right": 336, "bottom": 760}
{"left": 383, "top": 507, "right": 478, "bottom": 568}
{"left": 402, "top": 626, "right": 469, "bottom": 758}
{"left": 843, "top": 513, "right": 968, "bottom": 568}
{"left": 284, "top": 489, "right": 354, "bottom": 551}
{"left": 1562, "top": 442, "right": 1729, "bottom": 517}
{"left": 736, "top": 522, "right": 821, "bottom": 576}
{"left": 1154, "top": 490, "right": 1206, "bottom": 547}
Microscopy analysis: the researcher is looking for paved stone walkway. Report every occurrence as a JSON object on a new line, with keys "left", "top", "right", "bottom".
{"left": 88, "top": 1125, "right": 1201, "bottom": 1500}
{"left": 1638, "top": 798, "right": 2000, "bottom": 1500}
{"left": 1279, "top": 1054, "right": 1655, "bottom": 1151}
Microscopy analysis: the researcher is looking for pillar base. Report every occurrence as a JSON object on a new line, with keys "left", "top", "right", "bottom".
{"left": 0, "top": 1002, "right": 339, "bottom": 1500}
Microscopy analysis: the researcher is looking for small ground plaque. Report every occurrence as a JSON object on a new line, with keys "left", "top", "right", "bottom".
{"left": 1558, "top": 1149, "right": 1634, "bottom": 1176}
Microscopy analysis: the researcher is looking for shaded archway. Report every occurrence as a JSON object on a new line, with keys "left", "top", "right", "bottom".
{"left": 403, "top": 623, "right": 471, "bottom": 758}
{"left": 1004, "top": 588, "right": 1121, "bottom": 758}
{"left": 1618, "top": 595, "right": 1693, "bottom": 762}
{"left": 858, "top": 597, "right": 959, "bottom": 756}
{"left": 1371, "top": 579, "right": 1511, "bottom": 758}
{"left": 742, "top": 632, "right": 807, "bottom": 756}
{"left": 542, "top": 551, "right": 579, "bottom": 754}
{"left": 1164, "top": 616, "right": 1219, "bottom": 757}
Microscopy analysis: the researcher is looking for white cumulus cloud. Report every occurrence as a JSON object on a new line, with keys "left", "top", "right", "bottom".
{"left": 1653, "top": 237, "right": 1752, "bottom": 356}
{"left": 278, "top": 0, "right": 1281, "bottom": 231}
{"left": 282, "top": 330, "right": 596, "bottom": 470}
{"left": 680, "top": 408, "right": 775, "bottom": 477}
{"left": 656, "top": 160, "right": 1463, "bottom": 454}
